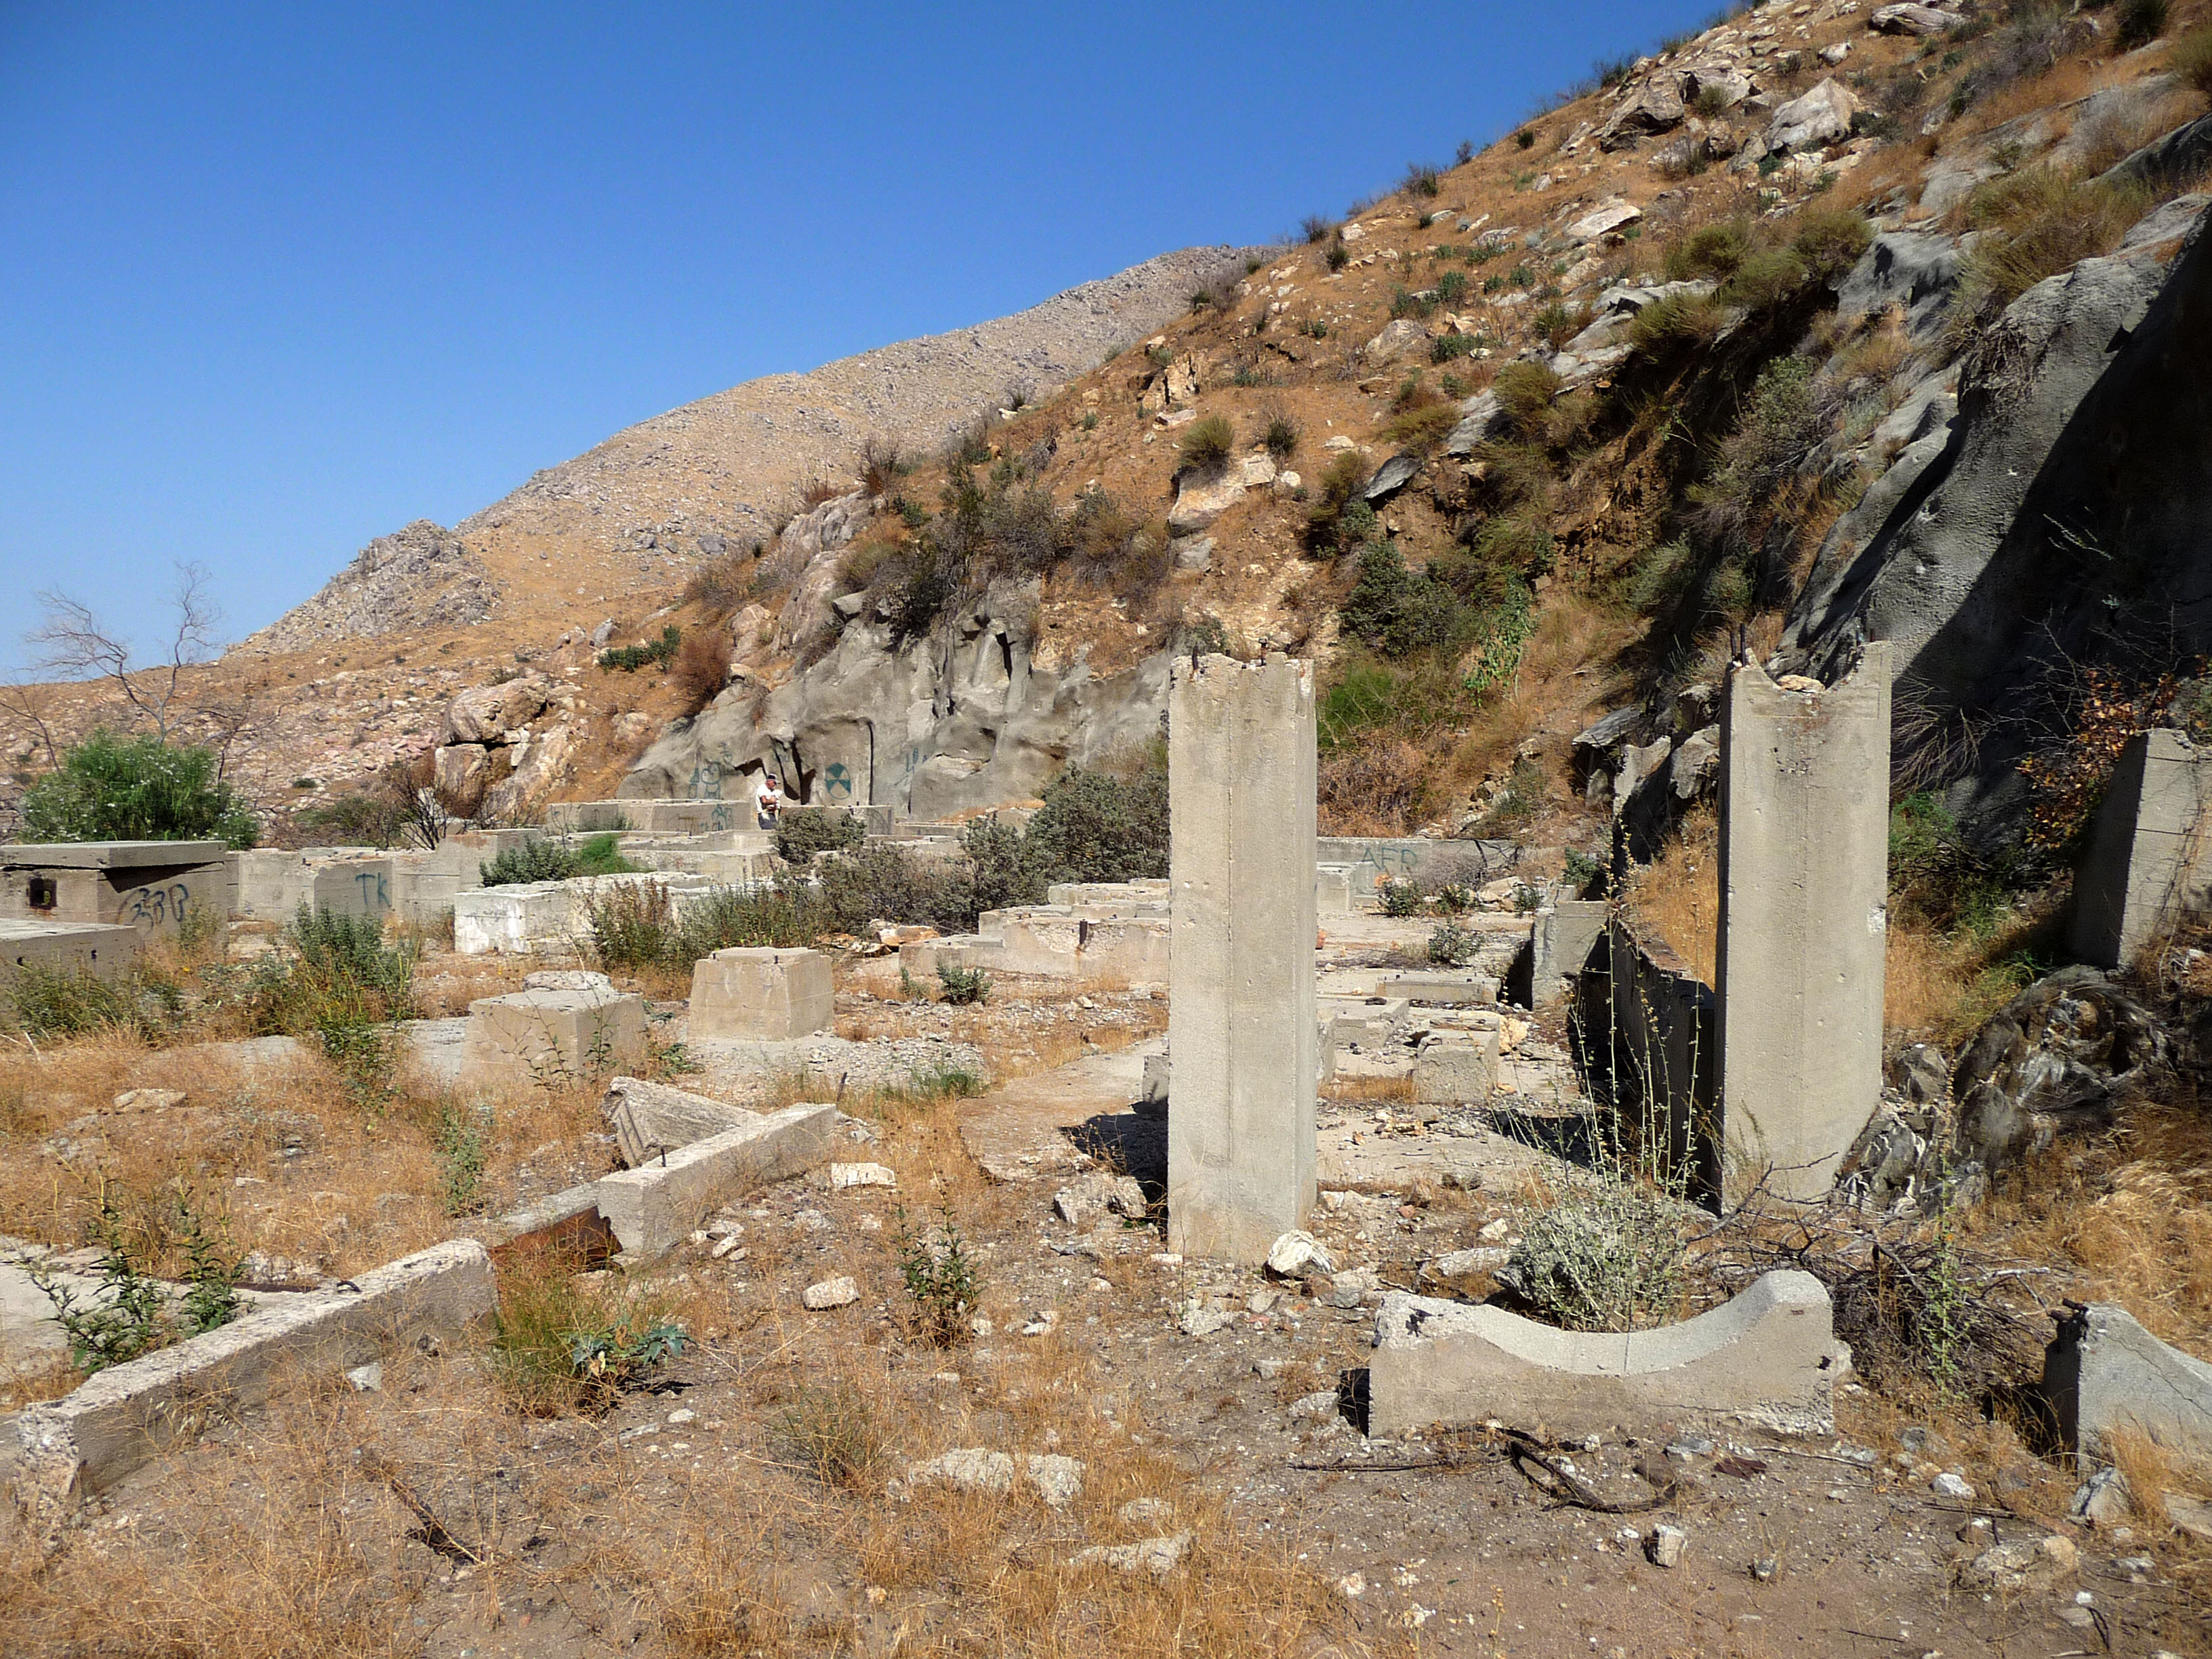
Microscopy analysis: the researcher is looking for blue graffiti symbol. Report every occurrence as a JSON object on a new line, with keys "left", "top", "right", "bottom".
{"left": 823, "top": 761, "right": 854, "bottom": 802}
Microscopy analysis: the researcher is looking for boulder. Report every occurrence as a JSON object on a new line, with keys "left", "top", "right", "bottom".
{"left": 1870, "top": 3, "right": 1968, "bottom": 33}
{"left": 479, "top": 722, "right": 574, "bottom": 823}
{"left": 1782, "top": 199, "right": 2210, "bottom": 815}
{"left": 2045, "top": 1302, "right": 2212, "bottom": 1471}
{"left": 1441, "top": 390, "right": 1506, "bottom": 456}
{"left": 1679, "top": 60, "right": 1753, "bottom": 111}
{"left": 1168, "top": 472, "right": 1247, "bottom": 535}
{"left": 1362, "top": 319, "right": 1429, "bottom": 365}
{"left": 433, "top": 743, "right": 493, "bottom": 808}
{"left": 1564, "top": 197, "right": 1643, "bottom": 243}
{"left": 441, "top": 674, "right": 557, "bottom": 745}
{"left": 1766, "top": 78, "right": 1859, "bottom": 153}
{"left": 1599, "top": 76, "right": 1687, "bottom": 150}
{"left": 1361, "top": 452, "right": 1421, "bottom": 502}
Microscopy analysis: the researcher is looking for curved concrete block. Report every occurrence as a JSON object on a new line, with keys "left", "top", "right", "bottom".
{"left": 1370, "top": 1268, "right": 1845, "bottom": 1439}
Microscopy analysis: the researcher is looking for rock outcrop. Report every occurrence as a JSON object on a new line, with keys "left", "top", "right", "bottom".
{"left": 1784, "top": 194, "right": 2212, "bottom": 819}
{"left": 619, "top": 586, "right": 1170, "bottom": 821}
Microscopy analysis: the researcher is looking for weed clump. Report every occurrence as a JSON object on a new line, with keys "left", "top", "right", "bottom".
{"left": 936, "top": 962, "right": 991, "bottom": 1005}
{"left": 774, "top": 1382, "right": 883, "bottom": 1490}
{"left": 491, "top": 1248, "right": 687, "bottom": 1414}
{"left": 893, "top": 1205, "right": 983, "bottom": 1347}
{"left": 1177, "top": 414, "right": 1236, "bottom": 476}
{"left": 598, "top": 625, "right": 682, "bottom": 673}
{"left": 773, "top": 806, "right": 865, "bottom": 863}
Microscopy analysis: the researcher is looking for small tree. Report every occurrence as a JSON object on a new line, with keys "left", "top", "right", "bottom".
{"left": 20, "top": 730, "right": 259, "bottom": 848}
{"left": 30, "top": 562, "right": 221, "bottom": 743}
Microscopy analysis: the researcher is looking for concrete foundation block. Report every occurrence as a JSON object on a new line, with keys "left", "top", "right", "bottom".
{"left": 461, "top": 986, "right": 647, "bottom": 1088}
{"left": 1370, "top": 1269, "right": 1845, "bottom": 1440}
{"left": 1382, "top": 973, "right": 1500, "bottom": 1006}
{"left": 1528, "top": 899, "right": 1608, "bottom": 1002}
{"left": 0, "top": 919, "right": 140, "bottom": 983}
{"left": 8, "top": 1240, "right": 494, "bottom": 1505}
{"left": 2070, "top": 730, "right": 2212, "bottom": 968}
{"left": 1412, "top": 1022, "right": 1501, "bottom": 1103}
{"left": 595, "top": 1103, "right": 838, "bottom": 1256}
{"left": 2044, "top": 1301, "right": 2212, "bottom": 1472}
{"left": 388, "top": 863, "right": 463, "bottom": 926}
{"left": 1167, "top": 653, "right": 1317, "bottom": 1264}
{"left": 0, "top": 840, "right": 229, "bottom": 938}
{"left": 602, "top": 1073, "right": 758, "bottom": 1166}
{"left": 689, "top": 946, "right": 834, "bottom": 1040}
{"left": 1716, "top": 648, "right": 1891, "bottom": 1207}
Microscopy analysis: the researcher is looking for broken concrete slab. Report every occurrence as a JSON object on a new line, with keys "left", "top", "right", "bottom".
{"left": 594, "top": 1103, "right": 838, "bottom": 1257}
{"left": 8, "top": 1240, "right": 494, "bottom": 1509}
{"left": 2069, "top": 729, "right": 2212, "bottom": 969}
{"left": 1382, "top": 972, "right": 1500, "bottom": 1006}
{"left": 1412, "top": 1021, "right": 1501, "bottom": 1105}
{"left": 2044, "top": 1301, "right": 2212, "bottom": 1473}
{"left": 689, "top": 946, "right": 834, "bottom": 1040}
{"left": 1369, "top": 1269, "right": 1846, "bottom": 1441}
{"left": 602, "top": 1073, "right": 758, "bottom": 1167}
{"left": 460, "top": 985, "right": 648, "bottom": 1089}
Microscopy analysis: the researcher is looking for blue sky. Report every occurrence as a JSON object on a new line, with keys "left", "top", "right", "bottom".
{"left": 0, "top": 0, "right": 1717, "bottom": 669}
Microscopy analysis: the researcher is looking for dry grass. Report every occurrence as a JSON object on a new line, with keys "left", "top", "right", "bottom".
{"left": 1, "top": 1087, "right": 1386, "bottom": 1659}
{"left": 1622, "top": 804, "right": 1718, "bottom": 987}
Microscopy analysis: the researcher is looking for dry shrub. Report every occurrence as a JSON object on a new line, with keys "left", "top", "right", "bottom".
{"left": 2175, "top": 25, "right": 2212, "bottom": 98}
{"left": 682, "top": 552, "right": 752, "bottom": 618}
{"left": 1623, "top": 806, "right": 1719, "bottom": 986}
{"left": 858, "top": 433, "right": 907, "bottom": 495}
{"left": 1317, "top": 737, "right": 1431, "bottom": 835}
{"left": 1950, "top": 169, "right": 2148, "bottom": 340}
{"left": 797, "top": 474, "right": 841, "bottom": 508}
{"left": 670, "top": 630, "right": 729, "bottom": 714}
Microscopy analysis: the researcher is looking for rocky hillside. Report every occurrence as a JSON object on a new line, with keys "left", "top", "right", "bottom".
{"left": 241, "top": 246, "right": 1257, "bottom": 651}
{"left": 617, "top": 0, "right": 2212, "bottom": 852}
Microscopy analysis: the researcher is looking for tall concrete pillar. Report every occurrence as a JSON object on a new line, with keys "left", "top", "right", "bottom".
{"left": 1167, "top": 653, "right": 1318, "bottom": 1263}
{"left": 1715, "top": 644, "right": 1890, "bottom": 1208}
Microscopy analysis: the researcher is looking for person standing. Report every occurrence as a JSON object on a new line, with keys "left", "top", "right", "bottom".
{"left": 755, "top": 772, "right": 783, "bottom": 830}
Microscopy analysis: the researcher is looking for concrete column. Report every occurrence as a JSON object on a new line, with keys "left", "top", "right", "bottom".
{"left": 1715, "top": 644, "right": 1890, "bottom": 1208}
{"left": 2069, "top": 729, "right": 2212, "bottom": 968}
{"left": 1167, "top": 652, "right": 1317, "bottom": 1263}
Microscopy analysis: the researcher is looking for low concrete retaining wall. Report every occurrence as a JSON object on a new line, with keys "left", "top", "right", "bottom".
{"left": 0, "top": 919, "right": 140, "bottom": 983}
{"left": 2045, "top": 1301, "right": 2212, "bottom": 1471}
{"left": 1370, "top": 1269, "right": 1844, "bottom": 1440}
{"left": 9, "top": 1240, "right": 495, "bottom": 1506}
{"left": 596, "top": 1104, "right": 838, "bottom": 1256}
{"left": 453, "top": 871, "right": 717, "bottom": 955}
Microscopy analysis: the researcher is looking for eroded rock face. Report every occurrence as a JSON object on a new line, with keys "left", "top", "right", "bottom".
{"left": 619, "top": 583, "right": 1172, "bottom": 821}
{"left": 1784, "top": 197, "right": 2212, "bottom": 817}
{"left": 1766, "top": 78, "right": 1859, "bottom": 153}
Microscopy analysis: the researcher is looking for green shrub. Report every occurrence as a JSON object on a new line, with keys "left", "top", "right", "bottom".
{"left": 1496, "top": 1172, "right": 1685, "bottom": 1331}
{"left": 20, "top": 730, "right": 258, "bottom": 848}
{"left": 1471, "top": 513, "right": 1554, "bottom": 573}
{"left": 1662, "top": 220, "right": 1753, "bottom": 281}
{"left": 1380, "top": 878, "right": 1422, "bottom": 916}
{"left": 773, "top": 806, "right": 865, "bottom": 862}
{"left": 1176, "top": 414, "right": 1235, "bottom": 476}
{"left": 1403, "top": 161, "right": 1442, "bottom": 199}
{"left": 434, "top": 1101, "right": 491, "bottom": 1216}
{"left": 936, "top": 962, "right": 991, "bottom": 1005}
{"left": 1326, "top": 239, "right": 1351, "bottom": 272}
{"left": 1688, "top": 356, "right": 1829, "bottom": 550}
{"left": 29, "top": 1185, "right": 241, "bottom": 1373}
{"left": 597, "top": 626, "right": 682, "bottom": 672}
{"left": 774, "top": 1382, "right": 883, "bottom": 1490}
{"left": 2117, "top": 0, "right": 2168, "bottom": 47}
{"left": 1490, "top": 362, "right": 1562, "bottom": 430}
{"left": 1717, "top": 246, "right": 1809, "bottom": 311}
{"left": 1023, "top": 760, "right": 1170, "bottom": 886}
{"left": 5, "top": 963, "right": 157, "bottom": 1042}
{"left": 1428, "top": 920, "right": 1478, "bottom": 966}
{"left": 1789, "top": 207, "right": 1873, "bottom": 281}
{"left": 1431, "top": 331, "right": 1481, "bottom": 363}
{"left": 1533, "top": 300, "right": 1584, "bottom": 349}
{"left": 480, "top": 836, "right": 581, "bottom": 886}
{"left": 1382, "top": 402, "right": 1461, "bottom": 453}
{"left": 1951, "top": 171, "right": 2147, "bottom": 336}
{"left": 1262, "top": 413, "right": 1301, "bottom": 459}
{"left": 1627, "top": 291, "right": 1728, "bottom": 354}
{"left": 893, "top": 1205, "right": 983, "bottom": 1347}
{"left": 1338, "top": 543, "right": 1471, "bottom": 661}
{"left": 1626, "top": 539, "right": 1700, "bottom": 615}
{"left": 1302, "top": 214, "right": 1336, "bottom": 243}
{"left": 573, "top": 832, "right": 640, "bottom": 877}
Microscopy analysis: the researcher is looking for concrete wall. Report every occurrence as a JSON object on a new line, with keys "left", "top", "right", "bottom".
{"left": 1578, "top": 914, "right": 1719, "bottom": 1200}
{"left": 1166, "top": 653, "right": 1317, "bottom": 1264}
{"left": 1315, "top": 836, "right": 1517, "bottom": 894}
{"left": 1715, "top": 648, "right": 1891, "bottom": 1208}
{"left": 2070, "top": 729, "right": 2212, "bottom": 968}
